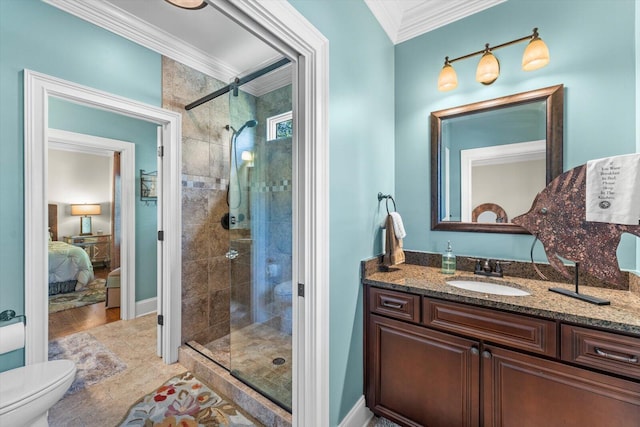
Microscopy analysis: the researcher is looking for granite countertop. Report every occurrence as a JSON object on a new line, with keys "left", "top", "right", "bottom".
{"left": 364, "top": 263, "right": 640, "bottom": 336}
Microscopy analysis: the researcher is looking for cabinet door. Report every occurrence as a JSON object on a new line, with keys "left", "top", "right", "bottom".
{"left": 92, "top": 240, "right": 109, "bottom": 263}
{"left": 367, "top": 314, "right": 480, "bottom": 427}
{"left": 483, "top": 345, "right": 640, "bottom": 427}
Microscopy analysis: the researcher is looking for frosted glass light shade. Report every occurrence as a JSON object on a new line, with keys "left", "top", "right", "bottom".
{"left": 522, "top": 37, "right": 550, "bottom": 71}
{"left": 164, "top": 0, "right": 207, "bottom": 10}
{"left": 71, "top": 204, "right": 101, "bottom": 216}
{"left": 438, "top": 64, "right": 458, "bottom": 91}
{"left": 476, "top": 51, "right": 500, "bottom": 85}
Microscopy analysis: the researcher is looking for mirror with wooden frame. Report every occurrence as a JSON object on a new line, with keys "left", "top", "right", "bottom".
{"left": 431, "top": 84, "right": 563, "bottom": 233}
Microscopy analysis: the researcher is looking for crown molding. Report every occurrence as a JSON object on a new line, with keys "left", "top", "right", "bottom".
{"left": 247, "top": 63, "right": 293, "bottom": 97}
{"left": 42, "top": 0, "right": 290, "bottom": 96}
{"left": 363, "top": 0, "right": 404, "bottom": 44}
{"left": 365, "top": 0, "right": 507, "bottom": 45}
{"left": 397, "top": 0, "right": 506, "bottom": 44}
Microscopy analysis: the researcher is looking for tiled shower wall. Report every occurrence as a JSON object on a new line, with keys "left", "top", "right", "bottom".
{"left": 162, "top": 57, "right": 235, "bottom": 345}
{"left": 162, "top": 56, "right": 292, "bottom": 346}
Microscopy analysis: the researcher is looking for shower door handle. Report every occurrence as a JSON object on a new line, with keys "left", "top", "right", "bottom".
{"left": 225, "top": 249, "right": 239, "bottom": 260}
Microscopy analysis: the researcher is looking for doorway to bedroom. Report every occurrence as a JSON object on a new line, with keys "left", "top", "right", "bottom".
{"left": 47, "top": 143, "right": 122, "bottom": 339}
{"left": 43, "top": 117, "right": 160, "bottom": 347}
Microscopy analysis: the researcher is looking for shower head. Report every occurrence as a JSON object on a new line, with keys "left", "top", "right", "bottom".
{"left": 225, "top": 120, "right": 257, "bottom": 136}
{"left": 236, "top": 119, "right": 258, "bottom": 135}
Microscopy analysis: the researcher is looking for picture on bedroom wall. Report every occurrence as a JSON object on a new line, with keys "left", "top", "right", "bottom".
{"left": 140, "top": 170, "right": 157, "bottom": 201}
{"left": 80, "top": 216, "right": 92, "bottom": 235}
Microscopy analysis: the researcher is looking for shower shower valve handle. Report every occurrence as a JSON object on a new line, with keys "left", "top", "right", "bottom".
{"left": 225, "top": 249, "right": 239, "bottom": 260}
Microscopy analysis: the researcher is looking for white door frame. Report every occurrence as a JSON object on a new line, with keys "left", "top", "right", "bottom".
{"left": 24, "top": 69, "right": 183, "bottom": 364}
{"left": 460, "top": 140, "right": 545, "bottom": 222}
{"left": 48, "top": 129, "right": 136, "bottom": 322}
{"left": 210, "top": 2, "right": 330, "bottom": 425}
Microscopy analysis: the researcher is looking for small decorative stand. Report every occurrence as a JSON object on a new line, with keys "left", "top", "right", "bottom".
{"left": 549, "top": 262, "right": 610, "bottom": 306}
{"left": 140, "top": 169, "right": 158, "bottom": 206}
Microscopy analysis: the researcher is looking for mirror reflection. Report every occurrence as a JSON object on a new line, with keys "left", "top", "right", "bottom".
{"left": 431, "top": 85, "right": 563, "bottom": 233}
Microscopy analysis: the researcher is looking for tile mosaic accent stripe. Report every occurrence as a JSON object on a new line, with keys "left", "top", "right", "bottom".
{"left": 182, "top": 174, "right": 228, "bottom": 190}
{"left": 252, "top": 179, "right": 291, "bottom": 193}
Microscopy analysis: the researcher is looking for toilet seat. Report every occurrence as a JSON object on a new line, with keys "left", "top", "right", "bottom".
{"left": 0, "top": 360, "right": 76, "bottom": 415}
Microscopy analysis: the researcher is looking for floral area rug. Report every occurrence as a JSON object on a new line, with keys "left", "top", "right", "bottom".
{"left": 119, "top": 371, "right": 256, "bottom": 427}
{"left": 49, "top": 278, "right": 106, "bottom": 313}
{"left": 48, "top": 331, "right": 127, "bottom": 396}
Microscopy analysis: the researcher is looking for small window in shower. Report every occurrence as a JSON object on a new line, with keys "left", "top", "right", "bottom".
{"left": 267, "top": 111, "right": 292, "bottom": 140}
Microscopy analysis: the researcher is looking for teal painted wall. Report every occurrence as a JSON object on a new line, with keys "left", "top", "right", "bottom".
{"left": 287, "top": 1, "right": 395, "bottom": 425}
{"left": 395, "top": 0, "right": 638, "bottom": 269}
{"left": 0, "top": 0, "right": 161, "bottom": 371}
{"left": 49, "top": 99, "right": 159, "bottom": 301}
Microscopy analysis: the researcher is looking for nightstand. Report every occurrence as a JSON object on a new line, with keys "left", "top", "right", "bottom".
{"left": 63, "top": 234, "right": 111, "bottom": 268}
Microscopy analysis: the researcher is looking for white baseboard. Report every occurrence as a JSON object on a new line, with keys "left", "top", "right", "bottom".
{"left": 135, "top": 297, "right": 157, "bottom": 317}
{"left": 339, "top": 395, "right": 374, "bottom": 427}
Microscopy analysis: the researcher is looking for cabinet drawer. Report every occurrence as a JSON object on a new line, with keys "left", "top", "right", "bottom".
{"left": 561, "top": 324, "right": 640, "bottom": 380}
{"left": 369, "top": 287, "right": 421, "bottom": 323}
{"left": 424, "top": 298, "right": 557, "bottom": 357}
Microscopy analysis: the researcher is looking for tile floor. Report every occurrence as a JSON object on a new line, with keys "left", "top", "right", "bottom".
{"left": 202, "top": 319, "right": 292, "bottom": 410}
{"left": 47, "top": 314, "right": 259, "bottom": 426}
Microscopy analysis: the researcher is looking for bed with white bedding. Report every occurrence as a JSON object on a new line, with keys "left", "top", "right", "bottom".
{"left": 48, "top": 240, "right": 94, "bottom": 295}
{"left": 48, "top": 203, "right": 94, "bottom": 295}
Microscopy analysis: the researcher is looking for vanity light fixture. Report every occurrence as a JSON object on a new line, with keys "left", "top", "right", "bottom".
{"left": 164, "top": 0, "right": 207, "bottom": 10}
{"left": 438, "top": 28, "right": 550, "bottom": 91}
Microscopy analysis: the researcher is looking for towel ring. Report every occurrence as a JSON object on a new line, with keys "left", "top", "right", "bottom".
{"left": 377, "top": 192, "right": 397, "bottom": 214}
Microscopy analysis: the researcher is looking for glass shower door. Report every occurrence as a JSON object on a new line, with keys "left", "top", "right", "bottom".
{"left": 228, "top": 79, "right": 293, "bottom": 411}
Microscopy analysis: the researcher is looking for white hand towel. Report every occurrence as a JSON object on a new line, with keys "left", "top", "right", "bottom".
{"left": 586, "top": 153, "right": 640, "bottom": 225}
{"left": 389, "top": 211, "right": 407, "bottom": 239}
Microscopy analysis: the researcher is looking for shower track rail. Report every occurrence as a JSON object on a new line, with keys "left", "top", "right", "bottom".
{"left": 185, "top": 57, "right": 291, "bottom": 110}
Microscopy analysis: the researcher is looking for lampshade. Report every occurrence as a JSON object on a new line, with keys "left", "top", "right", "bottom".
{"left": 476, "top": 51, "right": 500, "bottom": 85}
{"left": 438, "top": 63, "right": 458, "bottom": 92}
{"left": 164, "top": 0, "right": 207, "bottom": 10}
{"left": 71, "top": 204, "right": 101, "bottom": 216}
{"left": 241, "top": 151, "right": 253, "bottom": 162}
{"left": 522, "top": 36, "right": 550, "bottom": 71}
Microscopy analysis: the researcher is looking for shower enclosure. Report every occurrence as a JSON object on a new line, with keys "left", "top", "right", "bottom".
{"left": 186, "top": 58, "right": 294, "bottom": 411}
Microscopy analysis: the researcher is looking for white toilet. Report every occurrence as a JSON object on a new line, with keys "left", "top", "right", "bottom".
{"left": 274, "top": 280, "right": 293, "bottom": 334}
{"left": 0, "top": 359, "right": 76, "bottom": 427}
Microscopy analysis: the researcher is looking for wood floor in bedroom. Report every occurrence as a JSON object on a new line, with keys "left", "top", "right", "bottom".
{"left": 49, "top": 266, "right": 120, "bottom": 340}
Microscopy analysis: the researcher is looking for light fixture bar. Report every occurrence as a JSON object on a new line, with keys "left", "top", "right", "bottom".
{"left": 438, "top": 28, "right": 549, "bottom": 91}
{"left": 447, "top": 28, "right": 540, "bottom": 64}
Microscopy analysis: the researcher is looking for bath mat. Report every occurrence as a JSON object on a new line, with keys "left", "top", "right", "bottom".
{"left": 119, "top": 371, "right": 256, "bottom": 426}
{"left": 48, "top": 331, "right": 127, "bottom": 396}
{"left": 49, "top": 278, "right": 106, "bottom": 313}
{"left": 368, "top": 417, "right": 401, "bottom": 427}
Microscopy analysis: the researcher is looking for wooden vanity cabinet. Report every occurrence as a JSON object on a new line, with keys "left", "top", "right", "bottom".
{"left": 483, "top": 345, "right": 640, "bottom": 427}
{"left": 364, "top": 285, "right": 640, "bottom": 427}
{"left": 561, "top": 324, "right": 640, "bottom": 381}
{"left": 367, "top": 314, "right": 480, "bottom": 426}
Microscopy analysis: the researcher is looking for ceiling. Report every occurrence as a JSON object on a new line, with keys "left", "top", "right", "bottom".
{"left": 45, "top": 0, "right": 506, "bottom": 94}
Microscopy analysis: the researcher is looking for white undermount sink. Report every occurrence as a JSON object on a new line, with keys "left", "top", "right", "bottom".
{"left": 446, "top": 279, "right": 530, "bottom": 296}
